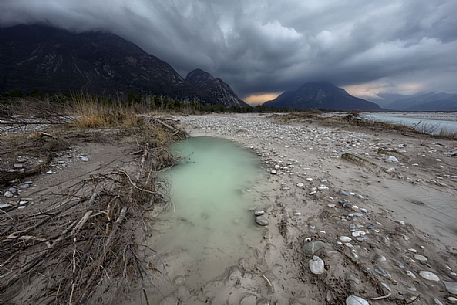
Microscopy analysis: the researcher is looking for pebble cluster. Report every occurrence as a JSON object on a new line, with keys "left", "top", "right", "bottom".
{"left": 0, "top": 150, "right": 90, "bottom": 211}
{"left": 178, "top": 114, "right": 457, "bottom": 305}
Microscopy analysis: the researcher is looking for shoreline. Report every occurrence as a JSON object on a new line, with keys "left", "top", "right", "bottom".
{"left": 147, "top": 112, "right": 456, "bottom": 305}
{"left": 1, "top": 111, "right": 456, "bottom": 305}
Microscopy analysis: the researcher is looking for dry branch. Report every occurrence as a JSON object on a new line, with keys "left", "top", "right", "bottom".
{"left": 0, "top": 117, "right": 182, "bottom": 304}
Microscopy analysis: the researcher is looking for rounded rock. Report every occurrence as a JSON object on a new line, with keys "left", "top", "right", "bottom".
{"left": 352, "top": 231, "right": 366, "bottom": 237}
{"left": 0, "top": 202, "right": 12, "bottom": 209}
{"left": 374, "top": 254, "right": 387, "bottom": 263}
{"left": 386, "top": 156, "right": 399, "bottom": 163}
{"left": 346, "top": 295, "right": 370, "bottom": 305}
{"left": 254, "top": 210, "right": 265, "bottom": 216}
{"left": 255, "top": 216, "right": 269, "bottom": 226}
{"left": 309, "top": 256, "right": 325, "bottom": 275}
{"left": 434, "top": 298, "right": 445, "bottom": 305}
{"left": 444, "top": 282, "right": 457, "bottom": 295}
{"left": 3, "top": 191, "right": 14, "bottom": 198}
{"left": 419, "top": 271, "right": 440, "bottom": 282}
{"left": 406, "top": 271, "right": 416, "bottom": 279}
{"left": 414, "top": 254, "right": 427, "bottom": 263}
{"left": 303, "top": 240, "right": 325, "bottom": 257}
{"left": 340, "top": 236, "right": 352, "bottom": 243}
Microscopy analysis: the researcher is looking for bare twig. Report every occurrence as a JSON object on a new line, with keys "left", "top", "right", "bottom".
{"left": 117, "top": 170, "right": 160, "bottom": 195}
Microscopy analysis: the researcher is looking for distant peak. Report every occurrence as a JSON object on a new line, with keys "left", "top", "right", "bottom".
{"left": 263, "top": 80, "right": 380, "bottom": 111}
{"left": 189, "top": 68, "right": 205, "bottom": 74}
{"left": 186, "top": 68, "right": 214, "bottom": 80}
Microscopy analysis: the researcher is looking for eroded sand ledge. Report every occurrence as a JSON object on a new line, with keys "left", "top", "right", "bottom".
{"left": 140, "top": 113, "right": 457, "bottom": 305}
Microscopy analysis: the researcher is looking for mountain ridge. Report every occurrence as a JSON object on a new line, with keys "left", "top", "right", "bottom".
{"left": 374, "top": 92, "right": 457, "bottom": 111}
{"left": 185, "top": 68, "right": 248, "bottom": 107}
{"left": 0, "top": 24, "right": 246, "bottom": 107}
{"left": 263, "top": 82, "right": 381, "bottom": 111}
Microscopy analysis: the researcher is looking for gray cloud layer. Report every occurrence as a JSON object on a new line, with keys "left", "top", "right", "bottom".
{"left": 1, "top": 0, "right": 457, "bottom": 98}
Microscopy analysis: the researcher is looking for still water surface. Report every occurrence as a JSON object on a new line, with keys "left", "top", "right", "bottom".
{"left": 154, "top": 136, "right": 264, "bottom": 284}
{"left": 363, "top": 112, "right": 457, "bottom": 134}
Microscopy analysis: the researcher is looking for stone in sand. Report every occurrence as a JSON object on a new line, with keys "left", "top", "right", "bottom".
{"left": 374, "top": 266, "right": 391, "bottom": 278}
{"left": 79, "top": 155, "right": 89, "bottom": 161}
{"left": 309, "top": 256, "right": 324, "bottom": 275}
{"left": 444, "top": 282, "right": 457, "bottom": 295}
{"left": 346, "top": 295, "right": 370, "bottom": 305}
{"left": 414, "top": 254, "right": 427, "bottom": 263}
{"left": 386, "top": 156, "right": 399, "bottom": 163}
{"left": 3, "top": 191, "right": 14, "bottom": 198}
{"left": 434, "top": 298, "right": 445, "bottom": 305}
{"left": 0, "top": 203, "right": 12, "bottom": 209}
{"left": 352, "top": 230, "right": 366, "bottom": 237}
{"left": 303, "top": 240, "right": 326, "bottom": 257}
{"left": 254, "top": 210, "right": 265, "bottom": 216}
{"left": 340, "top": 236, "right": 352, "bottom": 243}
{"left": 255, "top": 216, "right": 269, "bottom": 226}
{"left": 406, "top": 271, "right": 416, "bottom": 278}
{"left": 419, "top": 271, "right": 440, "bottom": 282}
{"left": 374, "top": 254, "right": 387, "bottom": 263}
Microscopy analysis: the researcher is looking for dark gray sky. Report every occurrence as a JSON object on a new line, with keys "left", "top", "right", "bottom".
{"left": 1, "top": 0, "right": 457, "bottom": 102}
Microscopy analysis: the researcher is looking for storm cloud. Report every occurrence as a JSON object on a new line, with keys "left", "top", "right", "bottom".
{"left": 1, "top": 0, "right": 457, "bottom": 101}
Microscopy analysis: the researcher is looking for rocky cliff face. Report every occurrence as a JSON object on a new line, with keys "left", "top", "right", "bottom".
{"left": 185, "top": 69, "right": 248, "bottom": 107}
{"left": 264, "top": 82, "right": 380, "bottom": 111}
{"left": 0, "top": 24, "right": 247, "bottom": 107}
{"left": 0, "top": 24, "right": 196, "bottom": 97}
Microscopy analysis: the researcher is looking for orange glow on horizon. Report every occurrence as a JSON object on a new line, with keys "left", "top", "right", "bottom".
{"left": 343, "top": 84, "right": 385, "bottom": 99}
{"left": 344, "top": 82, "right": 424, "bottom": 99}
{"left": 244, "top": 92, "right": 281, "bottom": 105}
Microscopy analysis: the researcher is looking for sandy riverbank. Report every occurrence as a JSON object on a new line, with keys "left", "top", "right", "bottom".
{"left": 138, "top": 113, "right": 457, "bottom": 305}
{"left": 2, "top": 111, "right": 456, "bottom": 305}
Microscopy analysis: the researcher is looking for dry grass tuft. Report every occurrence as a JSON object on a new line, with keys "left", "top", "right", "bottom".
{"left": 270, "top": 111, "right": 322, "bottom": 123}
{"left": 70, "top": 95, "right": 143, "bottom": 129}
{"left": 0, "top": 104, "right": 186, "bottom": 304}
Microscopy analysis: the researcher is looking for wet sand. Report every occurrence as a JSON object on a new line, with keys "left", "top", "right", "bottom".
{"left": 136, "top": 113, "right": 457, "bottom": 305}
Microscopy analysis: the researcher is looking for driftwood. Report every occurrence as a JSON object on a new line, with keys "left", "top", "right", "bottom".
{"left": 149, "top": 117, "right": 186, "bottom": 139}
{"left": 0, "top": 146, "right": 170, "bottom": 305}
{"left": 0, "top": 114, "right": 184, "bottom": 304}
